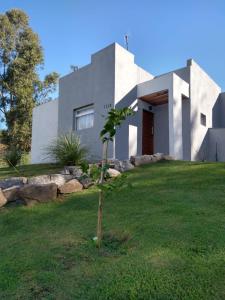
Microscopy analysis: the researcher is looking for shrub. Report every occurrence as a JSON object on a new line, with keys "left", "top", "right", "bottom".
{"left": 20, "top": 152, "right": 30, "bottom": 165}
{"left": 89, "top": 164, "right": 101, "bottom": 181}
{"left": 45, "top": 132, "right": 87, "bottom": 166}
{"left": 80, "top": 160, "right": 89, "bottom": 174}
{"left": 4, "top": 148, "right": 22, "bottom": 167}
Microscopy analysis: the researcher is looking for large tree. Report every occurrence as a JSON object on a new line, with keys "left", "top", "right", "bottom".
{"left": 0, "top": 9, "right": 59, "bottom": 152}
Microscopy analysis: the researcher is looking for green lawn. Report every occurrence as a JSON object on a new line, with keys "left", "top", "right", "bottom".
{"left": 0, "top": 163, "right": 62, "bottom": 179}
{"left": 1, "top": 161, "right": 225, "bottom": 299}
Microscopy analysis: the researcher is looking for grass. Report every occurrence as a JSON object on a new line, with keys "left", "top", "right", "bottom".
{"left": 0, "top": 163, "right": 62, "bottom": 179}
{"left": 1, "top": 161, "right": 225, "bottom": 299}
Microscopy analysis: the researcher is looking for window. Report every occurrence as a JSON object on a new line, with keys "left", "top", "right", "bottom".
{"left": 74, "top": 105, "right": 94, "bottom": 130}
{"left": 200, "top": 113, "right": 206, "bottom": 126}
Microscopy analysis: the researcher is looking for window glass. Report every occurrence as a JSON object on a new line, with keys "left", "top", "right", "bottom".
{"left": 200, "top": 113, "right": 206, "bottom": 126}
{"left": 74, "top": 106, "right": 94, "bottom": 130}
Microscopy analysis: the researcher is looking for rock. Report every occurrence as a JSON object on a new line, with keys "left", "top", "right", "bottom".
{"left": 0, "top": 177, "right": 27, "bottom": 190}
{"left": 130, "top": 154, "right": 166, "bottom": 166}
{"left": 130, "top": 155, "right": 153, "bottom": 166}
{"left": 79, "top": 177, "right": 94, "bottom": 189}
{"left": 118, "top": 160, "right": 134, "bottom": 172}
{"left": 163, "top": 155, "right": 174, "bottom": 161}
{"left": 50, "top": 174, "right": 74, "bottom": 187}
{"left": 19, "top": 183, "right": 58, "bottom": 205}
{"left": 58, "top": 179, "right": 83, "bottom": 194}
{"left": 27, "top": 174, "right": 74, "bottom": 187}
{"left": 61, "top": 166, "right": 83, "bottom": 177}
{"left": 3, "top": 186, "right": 20, "bottom": 202}
{"left": 107, "top": 159, "right": 134, "bottom": 172}
{"left": 153, "top": 153, "right": 164, "bottom": 161}
{"left": 27, "top": 175, "right": 51, "bottom": 185}
{"left": 107, "top": 168, "right": 121, "bottom": 178}
{"left": 0, "top": 189, "right": 7, "bottom": 208}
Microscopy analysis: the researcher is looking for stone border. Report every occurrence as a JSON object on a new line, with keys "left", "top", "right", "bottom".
{"left": 0, "top": 153, "right": 173, "bottom": 208}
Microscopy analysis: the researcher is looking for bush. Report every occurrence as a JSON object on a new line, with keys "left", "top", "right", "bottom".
{"left": 89, "top": 164, "right": 101, "bottom": 181}
{"left": 4, "top": 148, "right": 22, "bottom": 167}
{"left": 45, "top": 132, "right": 87, "bottom": 166}
{"left": 80, "top": 160, "right": 89, "bottom": 174}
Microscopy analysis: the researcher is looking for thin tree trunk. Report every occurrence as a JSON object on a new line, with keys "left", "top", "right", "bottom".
{"left": 96, "top": 140, "right": 108, "bottom": 248}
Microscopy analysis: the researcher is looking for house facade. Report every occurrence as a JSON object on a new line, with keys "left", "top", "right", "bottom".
{"left": 31, "top": 43, "right": 225, "bottom": 163}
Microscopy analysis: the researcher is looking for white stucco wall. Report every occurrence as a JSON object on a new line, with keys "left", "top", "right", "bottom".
{"left": 114, "top": 43, "right": 153, "bottom": 160}
{"left": 189, "top": 60, "right": 221, "bottom": 160}
{"left": 138, "top": 72, "right": 189, "bottom": 160}
{"left": 58, "top": 44, "right": 116, "bottom": 161}
{"left": 208, "top": 128, "right": 225, "bottom": 161}
{"left": 154, "top": 104, "right": 169, "bottom": 154}
{"left": 31, "top": 43, "right": 225, "bottom": 163}
{"left": 31, "top": 100, "right": 58, "bottom": 164}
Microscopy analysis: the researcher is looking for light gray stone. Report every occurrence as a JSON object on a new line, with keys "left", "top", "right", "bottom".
{"left": 58, "top": 179, "right": 83, "bottom": 194}
{"left": 130, "top": 155, "right": 153, "bottom": 166}
{"left": 61, "top": 166, "right": 83, "bottom": 177}
{"left": 27, "top": 175, "right": 51, "bottom": 185}
{"left": 0, "top": 177, "right": 27, "bottom": 190}
{"left": 153, "top": 153, "right": 164, "bottom": 161}
{"left": 130, "top": 153, "right": 167, "bottom": 166}
{"left": 19, "top": 183, "right": 58, "bottom": 205}
{"left": 163, "top": 155, "right": 174, "bottom": 161}
{"left": 79, "top": 177, "right": 94, "bottom": 189}
{"left": 107, "top": 168, "right": 121, "bottom": 178}
{"left": 3, "top": 186, "right": 20, "bottom": 202}
{"left": 50, "top": 174, "right": 74, "bottom": 187}
{"left": 0, "top": 189, "right": 7, "bottom": 208}
{"left": 118, "top": 160, "right": 134, "bottom": 172}
{"left": 107, "top": 159, "right": 134, "bottom": 172}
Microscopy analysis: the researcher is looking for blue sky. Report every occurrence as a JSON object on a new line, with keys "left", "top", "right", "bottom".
{"left": 1, "top": 1, "right": 225, "bottom": 95}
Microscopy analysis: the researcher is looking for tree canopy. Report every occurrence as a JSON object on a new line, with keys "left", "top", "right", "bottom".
{"left": 0, "top": 9, "right": 59, "bottom": 152}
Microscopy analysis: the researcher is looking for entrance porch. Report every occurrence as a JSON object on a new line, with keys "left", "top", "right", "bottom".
{"left": 137, "top": 73, "right": 189, "bottom": 160}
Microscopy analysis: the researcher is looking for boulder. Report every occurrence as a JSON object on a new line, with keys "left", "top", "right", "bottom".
{"left": 130, "top": 155, "right": 153, "bottom": 166}
{"left": 107, "top": 159, "right": 134, "bottom": 172}
{"left": 0, "top": 189, "right": 7, "bottom": 208}
{"left": 61, "top": 166, "right": 83, "bottom": 177}
{"left": 152, "top": 153, "right": 164, "bottom": 161}
{"left": 130, "top": 154, "right": 166, "bottom": 166}
{"left": 107, "top": 168, "right": 121, "bottom": 178}
{"left": 163, "top": 155, "right": 174, "bottom": 161}
{"left": 79, "top": 177, "right": 94, "bottom": 189}
{"left": 27, "top": 174, "right": 74, "bottom": 187}
{"left": 118, "top": 160, "right": 134, "bottom": 172}
{"left": 3, "top": 186, "right": 20, "bottom": 202}
{"left": 58, "top": 179, "right": 83, "bottom": 194}
{"left": 19, "top": 183, "right": 58, "bottom": 205}
{"left": 0, "top": 177, "right": 27, "bottom": 190}
{"left": 50, "top": 174, "right": 74, "bottom": 187}
{"left": 27, "top": 175, "right": 51, "bottom": 185}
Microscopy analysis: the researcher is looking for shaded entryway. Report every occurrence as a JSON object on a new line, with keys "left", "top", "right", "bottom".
{"left": 142, "top": 110, "right": 154, "bottom": 154}
{"left": 138, "top": 72, "right": 190, "bottom": 160}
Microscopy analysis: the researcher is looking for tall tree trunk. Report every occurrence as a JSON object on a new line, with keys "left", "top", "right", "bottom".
{"left": 96, "top": 140, "right": 108, "bottom": 248}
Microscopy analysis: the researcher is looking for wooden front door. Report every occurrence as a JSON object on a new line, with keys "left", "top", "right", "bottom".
{"left": 142, "top": 110, "right": 154, "bottom": 155}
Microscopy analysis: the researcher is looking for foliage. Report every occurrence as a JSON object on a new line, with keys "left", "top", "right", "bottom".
{"left": 98, "top": 173, "right": 132, "bottom": 193}
{"left": 96, "top": 107, "right": 134, "bottom": 247}
{"left": 1, "top": 162, "right": 225, "bottom": 299}
{"left": 0, "top": 9, "right": 59, "bottom": 152}
{"left": 4, "top": 147, "right": 22, "bottom": 167}
{"left": 45, "top": 132, "right": 87, "bottom": 166}
{"left": 20, "top": 152, "right": 30, "bottom": 165}
{"left": 89, "top": 164, "right": 101, "bottom": 181}
{"left": 80, "top": 160, "right": 89, "bottom": 174}
{"left": 100, "top": 107, "right": 134, "bottom": 143}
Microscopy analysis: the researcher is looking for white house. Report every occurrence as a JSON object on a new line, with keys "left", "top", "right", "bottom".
{"left": 31, "top": 43, "right": 225, "bottom": 163}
